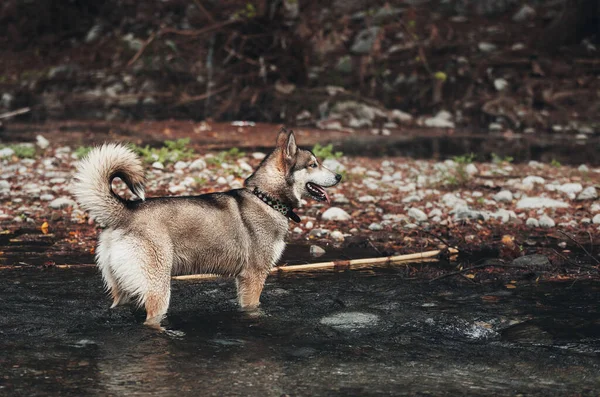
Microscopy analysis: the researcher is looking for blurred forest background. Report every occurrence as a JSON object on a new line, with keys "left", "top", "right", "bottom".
{"left": 0, "top": 0, "right": 598, "bottom": 133}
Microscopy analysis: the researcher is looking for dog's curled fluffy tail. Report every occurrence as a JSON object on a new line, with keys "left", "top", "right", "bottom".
{"left": 73, "top": 143, "right": 145, "bottom": 227}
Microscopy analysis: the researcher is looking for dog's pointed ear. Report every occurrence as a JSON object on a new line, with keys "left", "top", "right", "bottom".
{"left": 284, "top": 131, "right": 297, "bottom": 160}
{"left": 276, "top": 127, "right": 290, "bottom": 147}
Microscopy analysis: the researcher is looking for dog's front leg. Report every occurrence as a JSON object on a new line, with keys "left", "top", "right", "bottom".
{"left": 235, "top": 269, "right": 268, "bottom": 310}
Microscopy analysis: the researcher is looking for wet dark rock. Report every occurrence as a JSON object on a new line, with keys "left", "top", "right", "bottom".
{"left": 512, "top": 254, "right": 551, "bottom": 267}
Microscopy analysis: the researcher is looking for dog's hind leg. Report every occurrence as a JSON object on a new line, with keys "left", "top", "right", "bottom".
{"left": 236, "top": 269, "right": 268, "bottom": 310}
{"left": 97, "top": 230, "right": 126, "bottom": 308}
{"left": 142, "top": 248, "right": 173, "bottom": 329}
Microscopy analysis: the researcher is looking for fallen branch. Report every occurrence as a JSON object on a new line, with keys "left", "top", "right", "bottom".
{"left": 127, "top": 32, "right": 157, "bottom": 67}
{"left": 172, "top": 248, "right": 458, "bottom": 280}
{"left": 174, "top": 84, "right": 231, "bottom": 106}
{"left": 0, "top": 107, "right": 31, "bottom": 119}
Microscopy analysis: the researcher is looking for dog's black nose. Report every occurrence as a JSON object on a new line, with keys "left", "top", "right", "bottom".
{"left": 335, "top": 173, "right": 342, "bottom": 182}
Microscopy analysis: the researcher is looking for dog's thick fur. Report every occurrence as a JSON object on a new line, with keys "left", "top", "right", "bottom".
{"left": 73, "top": 129, "right": 341, "bottom": 328}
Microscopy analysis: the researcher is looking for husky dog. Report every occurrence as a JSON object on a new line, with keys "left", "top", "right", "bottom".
{"left": 73, "top": 128, "right": 341, "bottom": 328}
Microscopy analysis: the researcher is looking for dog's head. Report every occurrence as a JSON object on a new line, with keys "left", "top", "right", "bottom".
{"left": 275, "top": 128, "right": 342, "bottom": 205}
{"left": 246, "top": 128, "right": 342, "bottom": 208}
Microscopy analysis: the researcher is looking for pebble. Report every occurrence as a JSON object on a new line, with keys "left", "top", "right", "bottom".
{"left": 512, "top": 254, "right": 550, "bottom": 267}
{"left": 0, "top": 147, "right": 15, "bottom": 158}
{"left": 305, "top": 221, "right": 314, "bottom": 229}
{"left": 252, "top": 152, "right": 266, "bottom": 160}
{"left": 174, "top": 161, "right": 188, "bottom": 170}
{"left": 522, "top": 176, "right": 545, "bottom": 186}
{"left": 441, "top": 193, "right": 466, "bottom": 208}
{"left": 526, "top": 218, "right": 539, "bottom": 228}
{"left": 189, "top": 158, "right": 207, "bottom": 170}
{"left": 591, "top": 203, "right": 600, "bottom": 213}
{"left": 593, "top": 214, "right": 600, "bottom": 225}
{"left": 36, "top": 135, "right": 50, "bottom": 149}
{"left": 516, "top": 197, "right": 569, "bottom": 209}
{"left": 557, "top": 183, "right": 583, "bottom": 196}
{"left": 538, "top": 215, "right": 555, "bottom": 228}
{"left": 576, "top": 187, "right": 597, "bottom": 201}
{"left": 402, "top": 195, "right": 421, "bottom": 203}
{"left": 49, "top": 197, "right": 76, "bottom": 209}
{"left": 322, "top": 158, "right": 345, "bottom": 172}
{"left": 428, "top": 208, "right": 443, "bottom": 218}
{"left": 310, "top": 245, "right": 326, "bottom": 257}
{"left": 216, "top": 176, "right": 227, "bottom": 185}
{"left": 308, "top": 228, "right": 329, "bottom": 237}
{"left": 368, "top": 222, "right": 383, "bottom": 231}
{"left": 493, "top": 190, "right": 513, "bottom": 202}
{"left": 358, "top": 195, "right": 376, "bottom": 203}
{"left": 330, "top": 230, "right": 345, "bottom": 242}
{"left": 408, "top": 208, "right": 428, "bottom": 222}
{"left": 465, "top": 164, "right": 478, "bottom": 175}
{"left": 423, "top": 110, "right": 455, "bottom": 128}
{"left": 0, "top": 180, "right": 10, "bottom": 192}
{"left": 321, "top": 207, "right": 351, "bottom": 221}
{"left": 578, "top": 164, "right": 589, "bottom": 172}
{"left": 152, "top": 161, "right": 164, "bottom": 170}
{"left": 40, "top": 194, "right": 55, "bottom": 201}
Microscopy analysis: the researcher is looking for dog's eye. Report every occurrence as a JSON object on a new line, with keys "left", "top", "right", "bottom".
{"left": 309, "top": 163, "right": 317, "bottom": 169}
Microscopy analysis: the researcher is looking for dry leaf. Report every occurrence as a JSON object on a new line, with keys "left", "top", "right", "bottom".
{"left": 505, "top": 284, "right": 517, "bottom": 289}
{"left": 465, "top": 273, "right": 475, "bottom": 279}
{"left": 40, "top": 222, "right": 49, "bottom": 234}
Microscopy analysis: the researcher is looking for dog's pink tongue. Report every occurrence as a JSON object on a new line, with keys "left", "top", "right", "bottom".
{"left": 324, "top": 190, "right": 330, "bottom": 203}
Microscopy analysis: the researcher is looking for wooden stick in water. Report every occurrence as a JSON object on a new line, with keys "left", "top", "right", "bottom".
{"left": 172, "top": 248, "right": 458, "bottom": 281}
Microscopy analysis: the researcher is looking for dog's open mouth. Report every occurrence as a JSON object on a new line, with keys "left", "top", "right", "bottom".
{"left": 306, "top": 182, "right": 330, "bottom": 203}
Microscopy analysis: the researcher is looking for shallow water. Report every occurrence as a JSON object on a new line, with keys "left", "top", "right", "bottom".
{"left": 1, "top": 263, "right": 599, "bottom": 396}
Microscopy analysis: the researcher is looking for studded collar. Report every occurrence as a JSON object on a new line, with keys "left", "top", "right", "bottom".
{"left": 251, "top": 187, "right": 300, "bottom": 223}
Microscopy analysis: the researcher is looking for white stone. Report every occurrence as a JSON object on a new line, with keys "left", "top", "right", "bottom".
{"left": 368, "top": 223, "right": 383, "bottom": 231}
{"left": 49, "top": 197, "right": 76, "bottom": 209}
{"left": 557, "top": 183, "right": 583, "bottom": 195}
{"left": 429, "top": 208, "right": 443, "bottom": 218}
{"left": 522, "top": 176, "right": 545, "bottom": 186}
{"left": 0, "top": 180, "right": 10, "bottom": 192}
{"left": 174, "top": 161, "right": 188, "bottom": 170}
{"left": 402, "top": 195, "right": 421, "bottom": 203}
{"left": 538, "top": 215, "right": 555, "bottom": 228}
{"left": 526, "top": 218, "right": 539, "bottom": 228}
{"left": 390, "top": 109, "right": 413, "bottom": 122}
{"left": 408, "top": 208, "right": 428, "bottom": 222}
{"left": 216, "top": 176, "right": 227, "bottom": 185}
{"left": 358, "top": 195, "right": 376, "bottom": 203}
{"left": 441, "top": 193, "right": 466, "bottom": 208}
{"left": 512, "top": 4, "right": 536, "bottom": 22}
{"left": 593, "top": 214, "right": 600, "bottom": 225}
{"left": 152, "top": 161, "right": 164, "bottom": 170}
{"left": 576, "top": 186, "right": 597, "bottom": 201}
{"left": 168, "top": 184, "right": 186, "bottom": 194}
{"left": 40, "top": 194, "right": 55, "bottom": 201}
{"left": 494, "top": 78, "right": 508, "bottom": 91}
{"left": 305, "top": 221, "right": 314, "bottom": 229}
{"left": 478, "top": 42, "right": 497, "bottom": 52}
{"left": 591, "top": 203, "right": 600, "bottom": 213}
{"left": 0, "top": 147, "right": 15, "bottom": 158}
{"left": 322, "top": 158, "right": 345, "bottom": 172}
{"left": 310, "top": 245, "right": 326, "bottom": 257}
{"left": 493, "top": 190, "right": 513, "bottom": 202}
{"left": 330, "top": 230, "right": 345, "bottom": 242}
{"left": 189, "top": 158, "right": 207, "bottom": 170}
{"left": 465, "top": 163, "right": 478, "bottom": 175}
{"left": 578, "top": 164, "right": 589, "bottom": 172}
{"left": 516, "top": 197, "right": 569, "bottom": 209}
{"left": 321, "top": 207, "right": 351, "bottom": 221}
{"left": 424, "top": 110, "right": 455, "bottom": 128}
{"left": 36, "top": 135, "right": 50, "bottom": 149}
{"left": 252, "top": 152, "right": 266, "bottom": 160}
{"left": 238, "top": 161, "right": 253, "bottom": 173}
